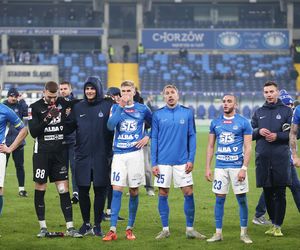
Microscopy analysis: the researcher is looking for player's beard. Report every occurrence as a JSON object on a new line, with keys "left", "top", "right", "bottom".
{"left": 224, "top": 106, "right": 234, "bottom": 115}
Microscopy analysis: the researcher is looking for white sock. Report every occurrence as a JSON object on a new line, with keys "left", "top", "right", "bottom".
{"left": 216, "top": 228, "right": 222, "bottom": 234}
{"left": 106, "top": 209, "right": 111, "bottom": 215}
{"left": 186, "top": 227, "right": 193, "bottom": 232}
{"left": 66, "top": 221, "right": 74, "bottom": 229}
{"left": 39, "top": 220, "right": 47, "bottom": 229}
{"left": 110, "top": 226, "right": 117, "bottom": 232}
{"left": 163, "top": 227, "right": 169, "bottom": 232}
{"left": 19, "top": 187, "right": 25, "bottom": 192}
{"left": 241, "top": 227, "right": 247, "bottom": 236}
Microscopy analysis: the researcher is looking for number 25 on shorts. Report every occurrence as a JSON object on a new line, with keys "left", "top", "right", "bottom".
{"left": 156, "top": 174, "right": 165, "bottom": 184}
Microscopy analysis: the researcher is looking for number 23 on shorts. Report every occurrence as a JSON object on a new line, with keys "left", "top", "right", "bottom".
{"left": 213, "top": 180, "right": 222, "bottom": 190}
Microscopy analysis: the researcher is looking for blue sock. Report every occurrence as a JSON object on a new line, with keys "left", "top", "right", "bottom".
{"left": 0, "top": 195, "right": 3, "bottom": 215}
{"left": 158, "top": 195, "right": 169, "bottom": 227}
{"left": 184, "top": 194, "right": 195, "bottom": 227}
{"left": 215, "top": 196, "right": 226, "bottom": 229}
{"left": 236, "top": 194, "right": 248, "bottom": 227}
{"left": 128, "top": 195, "right": 139, "bottom": 228}
{"left": 110, "top": 190, "right": 122, "bottom": 228}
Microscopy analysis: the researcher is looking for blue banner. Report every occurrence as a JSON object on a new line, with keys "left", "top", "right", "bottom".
{"left": 0, "top": 27, "right": 103, "bottom": 36}
{"left": 142, "top": 29, "right": 289, "bottom": 50}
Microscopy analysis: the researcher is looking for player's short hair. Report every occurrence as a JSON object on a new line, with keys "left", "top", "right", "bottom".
{"left": 121, "top": 80, "right": 135, "bottom": 88}
{"left": 162, "top": 84, "right": 179, "bottom": 94}
{"left": 264, "top": 81, "right": 278, "bottom": 89}
{"left": 59, "top": 81, "right": 72, "bottom": 87}
{"left": 45, "top": 81, "right": 58, "bottom": 93}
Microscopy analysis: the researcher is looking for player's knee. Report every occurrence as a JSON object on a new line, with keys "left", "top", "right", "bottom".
{"left": 57, "top": 183, "right": 67, "bottom": 194}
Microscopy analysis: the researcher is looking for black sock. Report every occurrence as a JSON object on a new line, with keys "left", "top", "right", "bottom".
{"left": 107, "top": 185, "right": 112, "bottom": 210}
{"left": 78, "top": 186, "right": 91, "bottom": 223}
{"left": 94, "top": 186, "right": 106, "bottom": 225}
{"left": 34, "top": 190, "right": 46, "bottom": 221}
{"left": 59, "top": 192, "right": 73, "bottom": 222}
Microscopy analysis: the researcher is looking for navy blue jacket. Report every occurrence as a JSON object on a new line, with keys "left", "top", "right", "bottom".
{"left": 65, "top": 77, "right": 113, "bottom": 187}
{"left": 251, "top": 100, "right": 292, "bottom": 187}
{"left": 63, "top": 92, "right": 78, "bottom": 145}
{"left": 3, "top": 99, "right": 28, "bottom": 147}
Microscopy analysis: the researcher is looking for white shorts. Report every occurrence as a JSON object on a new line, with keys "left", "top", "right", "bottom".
{"left": 111, "top": 149, "right": 145, "bottom": 188}
{"left": 0, "top": 153, "right": 7, "bottom": 187}
{"left": 212, "top": 168, "right": 249, "bottom": 195}
{"left": 154, "top": 164, "right": 193, "bottom": 188}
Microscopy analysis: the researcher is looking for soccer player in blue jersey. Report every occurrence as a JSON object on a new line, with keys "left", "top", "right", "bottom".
{"left": 0, "top": 103, "right": 28, "bottom": 236}
{"left": 205, "top": 94, "right": 253, "bottom": 244}
{"left": 151, "top": 84, "right": 206, "bottom": 240}
{"left": 290, "top": 100, "right": 300, "bottom": 169}
{"left": 103, "top": 80, "right": 152, "bottom": 241}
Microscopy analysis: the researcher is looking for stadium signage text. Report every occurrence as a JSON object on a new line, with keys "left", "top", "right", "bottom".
{"left": 142, "top": 29, "right": 289, "bottom": 50}
{"left": 0, "top": 27, "right": 103, "bottom": 36}
{"left": 1, "top": 65, "right": 59, "bottom": 83}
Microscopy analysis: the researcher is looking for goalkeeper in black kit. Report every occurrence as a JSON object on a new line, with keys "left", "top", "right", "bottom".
{"left": 28, "top": 81, "right": 82, "bottom": 238}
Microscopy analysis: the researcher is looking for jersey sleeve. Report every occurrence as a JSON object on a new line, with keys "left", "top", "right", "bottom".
{"left": 28, "top": 103, "right": 51, "bottom": 138}
{"left": 292, "top": 106, "right": 300, "bottom": 125}
{"left": 5, "top": 105, "right": 24, "bottom": 131}
{"left": 107, "top": 104, "right": 123, "bottom": 131}
{"left": 150, "top": 112, "right": 159, "bottom": 166}
{"left": 243, "top": 118, "right": 253, "bottom": 135}
{"left": 209, "top": 120, "right": 216, "bottom": 134}
{"left": 187, "top": 109, "right": 196, "bottom": 163}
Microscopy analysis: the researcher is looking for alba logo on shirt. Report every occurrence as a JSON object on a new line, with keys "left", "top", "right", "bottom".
{"left": 120, "top": 120, "right": 137, "bottom": 132}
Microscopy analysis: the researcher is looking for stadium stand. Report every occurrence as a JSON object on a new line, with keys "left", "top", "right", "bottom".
{"left": 138, "top": 53, "right": 296, "bottom": 94}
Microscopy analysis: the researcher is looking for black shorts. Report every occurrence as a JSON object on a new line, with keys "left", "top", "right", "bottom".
{"left": 33, "top": 151, "right": 68, "bottom": 183}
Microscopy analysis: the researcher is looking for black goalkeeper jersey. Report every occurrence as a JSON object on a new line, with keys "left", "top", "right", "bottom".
{"left": 28, "top": 97, "right": 71, "bottom": 153}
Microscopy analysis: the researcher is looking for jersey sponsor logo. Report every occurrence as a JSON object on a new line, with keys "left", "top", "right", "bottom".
{"left": 120, "top": 120, "right": 137, "bottom": 132}
{"left": 79, "top": 114, "right": 86, "bottom": 118}
{"left": 49, "top": 113, "right": 61, "bottom": 125}
{"left": 259, "top": 116, "right": 266, "bottom": 119}
{"left": 116, "top": 141, "right": 135, "bottom": 148}
{"left": 44, "top": 134, "right": 64, "bottom": 141}
{"left": 44, "top": 126, "right": 61, "bottom": 133}
{"left": 217, "top": 146, "right": 232, "bottom": 153}
{"left": 41, "top": 110, "right": 48, "bottom": 114}
{"left": 117, "top": 134, "right": 134, "bottom": 140}
{"left": 219, "top": 132, "right": 234, "bottom": 145}
{"left": 223, "top": 120, "right": 232, "bottom": 124}
{"left": 216, "top": 155, "right": 239, "bottom": 161}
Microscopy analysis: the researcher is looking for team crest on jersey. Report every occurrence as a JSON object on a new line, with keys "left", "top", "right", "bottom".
{"left": 233, "top": 125, "right": 238, "bottom": 130}
{"left": 98, "top": 111, "right": 103, "bottom": 117}
{"left": 180, "top": 119, "right": 185, "bottom": 124}
{"left": 276, "top": 114, "right": 281, "bottom": 119}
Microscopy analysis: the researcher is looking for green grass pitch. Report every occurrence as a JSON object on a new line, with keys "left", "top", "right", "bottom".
{"left": 1, "top": 128, "right": 300, "bottom": 249}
